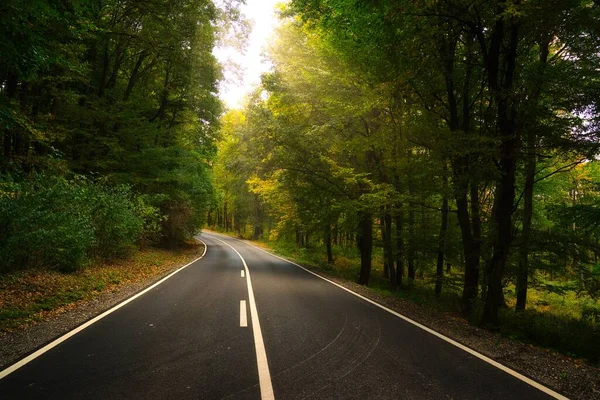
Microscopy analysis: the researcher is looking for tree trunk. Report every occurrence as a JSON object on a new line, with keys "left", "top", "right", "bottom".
{"left": 482, "top": 16, "right": 521, "bottom": 326}
{"left": 224, "top": 200, "right": 229, "bottom": 231}
{"left": 470, "top": 182, "right": 482, "bottom": 287}
{"left": 407, "top": 205, "right": 415, "bottom": 280}
{"left": 394, "top": 207, "right": 404, "bottom": 287}
{"left": 516, "top": 37, "right": 548, "bottom": 312}
{"left": 296, "top": 226, "right": 301, "bottom": 248}
{"left": 332, "top": 223, "right": 338, "bottom": 246}
{"left": 150, "top": 65, "right": 170, "bottom": 123}
{"left": 123, "top": 51, "right": 148, "bottom": 101}
{"left": 516, "top": 131, "right": 535, "bottom": 311}
{"left": 325, "top": 224, "right": 333, "bottom": 264}
{"left": 357, "top": 212, "right": 373, "bottom": 285}
{"left": 381, "top": 213, "right": 390, "bottom": 278}
{"left": 455, "top": 188, "right": 479, "bottom": 313}
{"left": 435, "top": 165, "right": 449, "bottom": 296}
{"left": 253, "top": 225, "right": 263, "bottom": 240}
{"left": 384, "top": 211, "right": 396, "bottom": 290}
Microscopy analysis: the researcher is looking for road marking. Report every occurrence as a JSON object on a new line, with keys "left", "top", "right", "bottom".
{"left": 207, "top": 232, "right": 568, "bottom": 400}
{"left": 240, "top": 300, "right": 248, "bottom": 327}
{"left": 0, "top": 240, "right": 209, "bottom": 380}
{"left": 241, "top": 270, "right": 245, "bottom": 278}
{"left": 211, "top": 237, "right": 275, "bottom": 400}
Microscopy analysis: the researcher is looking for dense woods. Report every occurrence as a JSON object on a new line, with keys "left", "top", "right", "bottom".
{"left": 211, "top": 1, "right": 600, "bottom": 360}
{"left": 1, "top": 0, "right": 232, "bottom": 271}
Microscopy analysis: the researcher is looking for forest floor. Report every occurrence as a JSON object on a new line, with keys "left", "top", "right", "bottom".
{"left": 209, "top": 230, "right": 600, "bottom": 400}
{"left": 0, "top": 241, "right": 204, "bottom": 369}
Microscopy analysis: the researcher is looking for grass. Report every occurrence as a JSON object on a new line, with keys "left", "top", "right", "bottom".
{"left": 0, "top": 242, "right": 203, "bottom": 332}
{"left": 214, "top": 229, "right": 600, "bottom": 364}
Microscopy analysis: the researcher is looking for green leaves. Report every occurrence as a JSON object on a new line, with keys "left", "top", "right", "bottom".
{"left": 0, "top": 175, "right": 152, "bottom": 272}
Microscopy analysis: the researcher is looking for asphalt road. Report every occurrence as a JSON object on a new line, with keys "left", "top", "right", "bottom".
{"left": 0, "top": 232, "right": 562, "bottom": 399}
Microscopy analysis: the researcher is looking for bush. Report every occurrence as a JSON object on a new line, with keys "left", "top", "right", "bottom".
{"left": 0, "top": 177, "right": 95, "bottom": 272}
{"left": 499, "top": 308, "right": 600, "bottom": 363}
{"left": 88, "top": 185, "right": 144, "bottom": 260}
{"left": 0, "top": 174, "right": 154, "bottom": 272}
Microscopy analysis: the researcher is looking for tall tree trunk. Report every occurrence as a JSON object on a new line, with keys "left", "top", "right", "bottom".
{"left": 381, "top": 213, "right": 390, "bottom": 278}
{"left": 332, "top": 223, "right": 338, "bottom": 246}
{"left": 325, "top": 224, "right": 333, "bottom": 264}
{"left": 441, "top": 31, "right": 481, "bottom": 311}
{"left": 384, "top": 211, "right": 397, "bottom": 290}
{"left": 223, "top": 200, "right": 229, "bottom": 231}
{"left": 516, "top": 131, "right": 535, "bottom": 311}
{"left": 482, "top": 16, "right": 521, "bottom": 326}
{"left": 123, "top": 51, "right": 148, "bottom": 101}
{"left": 435, "top": 164, "right": 449, "bottom": 296}
{"left": 253, "top": 225, "right": 263, "bottom": 240}
{"left": 150, "top": 65, "right": 170, "bottom": 123}
{"left": 470, "top": 182, "right": 482, "bottom": 287}
{"left": 395, "top": 207, "right": 404, "bottom": 287}
{"left": 296, "top": 226, "right": 304, "bottom": 247}
{"left": 455, "top": 187, "right": 479, "bottom": 312}
{"left": 407, "top": 205, "right": 415, "bottom": 280}
{"left": 516, "top": 37, "right": 549, "bottom": 312}
{"left": 357, "top": 212, "right": 373, "bottom": 285}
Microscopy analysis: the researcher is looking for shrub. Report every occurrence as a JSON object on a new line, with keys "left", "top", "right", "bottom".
{"left": 0, "top": 176, "right": 95, "bottom": 272}
{"left": 87, "top": 183, "right": 149, "bottom": 260}
{"left": 499, "top": 308, "right": 600, "bottom": 363}
{"left": 0, "top": 174, "right": 151, "bottom": 272}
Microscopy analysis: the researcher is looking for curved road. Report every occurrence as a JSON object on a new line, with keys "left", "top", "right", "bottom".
{"left": 0, "top": 232, "right": 562, "bottom": 399}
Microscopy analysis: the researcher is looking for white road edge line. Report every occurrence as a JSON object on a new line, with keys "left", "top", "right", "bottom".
{"left": 241, "top": 270, "right": 245, "bottom": 278}
{"left": 0, "top": 239, "right": 209, "bottom": 380}
{"left": 211, "top": 237, "right": 275, "bottom": 400}
{"left": 240, "top": 300, "right": 248, "bottom": 327}
{"left": 207, "top": 232, "right": 568, "bottom": 400}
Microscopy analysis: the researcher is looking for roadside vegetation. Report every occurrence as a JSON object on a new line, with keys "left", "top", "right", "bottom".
{"left": 210, "top": 1, "right": 600, "bottom": 364}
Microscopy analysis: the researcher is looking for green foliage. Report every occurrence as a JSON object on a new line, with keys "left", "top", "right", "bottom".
{"left": 87, "top": 184, "right": 144, "bottom": 260}
{"left": 0, "top": 176, "right": 95, "bottom": 272}
{"left": 499, "top": 309, "right": 600, "bottom": 363}
{"left": 0, "top": 0, "right": 240, "bottom": 249}
{"left": 0, "top": 174, "right": 157, "bottom": 272}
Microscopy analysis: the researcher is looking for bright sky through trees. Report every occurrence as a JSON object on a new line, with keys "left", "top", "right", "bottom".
{"left": 213, "top": 0, "right": 283, "bottom": 109}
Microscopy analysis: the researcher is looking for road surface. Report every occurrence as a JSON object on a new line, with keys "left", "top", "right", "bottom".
{"left": 0, "top": 232, "right": 562, "bottom": 399}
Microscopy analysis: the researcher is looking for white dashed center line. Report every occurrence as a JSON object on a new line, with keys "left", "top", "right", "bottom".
{"left": 240, "top": 300, "right": 248, "bottom": 327}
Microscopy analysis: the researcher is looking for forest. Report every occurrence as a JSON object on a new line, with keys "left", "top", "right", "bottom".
{"left": 0, "top": 0, "right": 234, "bottom": 272}
{"left": 210, "top": 0, "right": 600, "bottom": 361}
